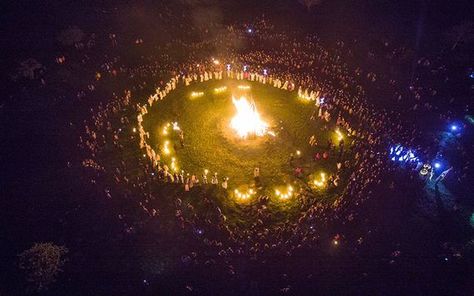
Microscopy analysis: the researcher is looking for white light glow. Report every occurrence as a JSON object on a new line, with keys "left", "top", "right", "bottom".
{"left": 335, "top": 129, "right": 344, "bottom": 142}
{"left": 190, "top": 91, "right": 204, "bottom": 98}
{"left": 234, "top": 188, "right": 255, "bottom": 200}
{"left": 230, "top": 96, "right": 268, "bottom": 138}
{"left": 275, "top": 185, "right": 294, "bottom": 200}
{"left": 214, "top": 86, "right": 227, "bottom": 93}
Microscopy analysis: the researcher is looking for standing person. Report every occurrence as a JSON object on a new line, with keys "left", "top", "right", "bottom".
{"left": 179, "top": 130, "right": 184, "bottom": 148}
{"left": 211, "top": 173, "right": 219, "bottom": 185}
{"left": 295, "top": 167, "right": 303, "bottom": 178}
{"left": 254, "top": 167, "right": 261, "bottom": 186}
{"left": 184, "top": 181, "right": 190, "bottom": 191}
{"left": 222, "top": 177, "right": 228, "bottom": 189}
{"left": 174, "top": 172, "right": 180, "bottom": 183}
{"left": 254, "top": 167, "right": 260, "bottom": 178}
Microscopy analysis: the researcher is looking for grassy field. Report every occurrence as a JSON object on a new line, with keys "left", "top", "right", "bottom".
{"left": 142, "top": 79, "right": 339, "bottom": 200}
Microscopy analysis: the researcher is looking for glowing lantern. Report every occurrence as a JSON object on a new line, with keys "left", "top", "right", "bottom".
{"left": 313, "top": 172, "right": 327, "bottom": 187}
{"left": 163, "top": 140, "right": 171, "bottom": 155}
{"left": 335, "top": 129, "right": 344, "bottom": 142}
{"left": 162, "top": 122, "right": 171, "bottom": 135}
{"left": 275, "top": 185, "right": 294, "bottom": 200}
{"left": 190, "top": 91, "right": 204, "bottom": 99}
{"left": 214, "top": 86, "right": 227, "bottom": 93}
{"left": 234, "top": 188, "right": 255, "bottom": 200}
{"left": 172, "top": 122, "right": 180, "bottom": 131}
{"left": 170, "top": 157, "right": 178, "bottom": 172}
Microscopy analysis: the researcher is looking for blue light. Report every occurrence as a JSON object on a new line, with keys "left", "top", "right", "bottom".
{"left": 247, "top": 28, "right": 253, "bottom": 33}
{"left": 389, "top": 144, "right": 421, "bottom": 165}
{"left": 434, "top": 162, "right": 441, "bottom": 169}
{"left": 449, "top": 122, "right": 463, "bottom": 134}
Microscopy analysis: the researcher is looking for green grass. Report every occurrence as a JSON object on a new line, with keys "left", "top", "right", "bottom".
{"left": 142, "top": 79, "right": 339, "bottom": 200}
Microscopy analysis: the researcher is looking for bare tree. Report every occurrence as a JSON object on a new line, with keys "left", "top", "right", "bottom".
{"left": 18, "top": 243, "right": 68, "bottom": 292}
{"left": 57, "top": 26, "right": 84, "bottom": 47}
{"left": 17, "top": 58, "right": 43, "bottom": 80}
{"left": 444, "top": 22, "right": 474, "bottom": 50}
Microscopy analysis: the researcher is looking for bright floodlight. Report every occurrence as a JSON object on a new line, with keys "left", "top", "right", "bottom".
{"left": 230, "top": 96, "right": 268, "bottom": 138}
{"left": 450, "top": 125, "right": 458, "bottom": 131}
{"left": 434, "top": 162, "right": 441, "bottom": 169}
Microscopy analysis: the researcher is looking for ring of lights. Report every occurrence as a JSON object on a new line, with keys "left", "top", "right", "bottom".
{"left": 80, "top": 57, "right": 389, "bottom": 255}
{"left": 136, "top": 65, "right": 354, "bottom": 205}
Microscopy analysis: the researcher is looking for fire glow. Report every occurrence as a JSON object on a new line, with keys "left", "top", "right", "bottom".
{"left": 234, "top": 188, "right": 255, "bottom": 200}
{"left": 275, "top": 185, "right": 294, "bottom": 200}
{"left": 230, "top": 96, "right": 269, "bottom": 138}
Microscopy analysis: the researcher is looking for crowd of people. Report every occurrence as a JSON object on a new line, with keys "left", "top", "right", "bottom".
{"left": 67, "top": 13, "right": 472, "bottom": 286}
{"left": 75, "top": 20, "right": 398, "bottom": 261}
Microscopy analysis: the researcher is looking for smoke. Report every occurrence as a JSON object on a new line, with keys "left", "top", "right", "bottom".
{"left": 191, "top": 5, "right": 224, "bottom": 33}
{"left": 178, "top": 0, "right": 224, "bottom": 35}
{"left": 180, "top": 0, "right": 245, "bottom": 57}
{"left": 298, "top": 0, "right": 324, "bottom": 11}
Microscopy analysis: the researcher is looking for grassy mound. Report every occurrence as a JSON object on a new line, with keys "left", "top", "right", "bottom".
{"left": 143, "top": 79, "right": 339, "bottom": 200}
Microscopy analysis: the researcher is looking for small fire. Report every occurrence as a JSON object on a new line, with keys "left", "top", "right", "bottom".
{"left": 230, "top": 96, "right": 268, "bottom": 138}
{"left": 313, "top": 172, "right": 327, "bottom": 187}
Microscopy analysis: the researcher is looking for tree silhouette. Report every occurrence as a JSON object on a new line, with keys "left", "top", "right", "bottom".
{"left": 17, "top": 58, "right": 43, "bottom": 80}
{"left": 57, "top": 26, "right": 84, "bottom": 47}
{"left": 444, "top": 22, "right": 474, "bottom": 50}
{"left": 18, "top": 243, "right": 68, "bottom": 292}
